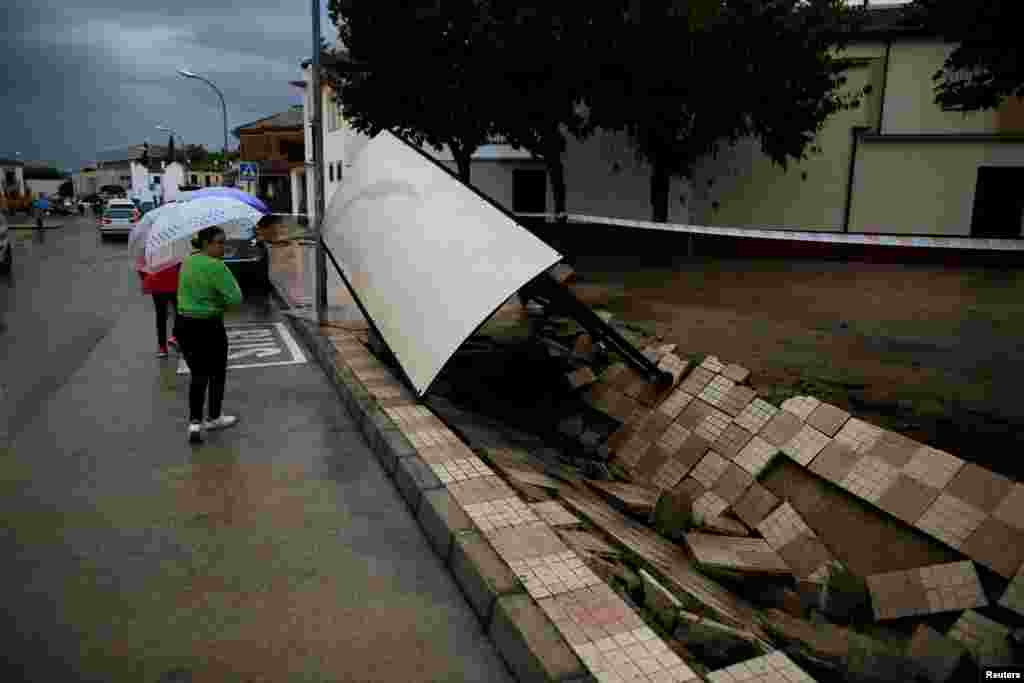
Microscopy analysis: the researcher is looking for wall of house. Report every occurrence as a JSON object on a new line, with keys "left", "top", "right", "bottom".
{"left": 240, "top": 129, "right": 304, "bottom": 163}
{"left": 24, "top": 178, "right": 66, "bottom": 198}
{"left": 849, "top": 140, "right": 1024, "bottom": 236}
{"left": 882, "top": 41, "right": 998, "bottom": 134}
{"left": 2, "top": 166, "right": 26, "bottom": 195}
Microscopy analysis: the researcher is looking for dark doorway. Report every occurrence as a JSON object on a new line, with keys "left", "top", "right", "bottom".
{"left": 513, "top": 169, "right": 547, "bottom": 214}
{"left": 970, "top": 166, "right": 1024, "bottom": 238}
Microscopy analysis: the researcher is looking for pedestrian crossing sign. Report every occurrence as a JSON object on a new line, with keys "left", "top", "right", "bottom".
{"left": 239, "top": 162, "right": 258, "bottom": 182}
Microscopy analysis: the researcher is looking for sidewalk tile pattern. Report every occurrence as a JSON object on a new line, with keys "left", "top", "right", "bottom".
{"left": 864, "top": 430, "right": 920, "bottom": 468}
{"left": 698, "top": 376, "right": 735, "bottom": 408}
{"left": 531, "top": 500, "right": 581, "bottom": 527}
{"left": 732, "top": 437, "right": 780, "bottom": 478}
{"left": 718, "top": 385, "right": 757, "bottom": 418}
{"left": 657, "top": 388, "right": 696, "bottom": 420}
{"left": 734, "top": 399, "right": 779, "bottom": 436}
{"left": 780, "top": 425, "right": 831, "bottom": 466}
{"left": 755, "top": 502, "right": 837, "bottom": 582}
{"left": 946, "top": 610, "right": 1015, "bottom": 667}
{"left": 706, "top": 651, "right": 816, "bottom": 683}
{"left": 757, "top": 503, "right": 812, "bottom": 550}
{"left": 447, "top": 476, "right": 517, "bottom": 506}
{"left": 509, "top": 551, "right": 604, "bottom": 599}
{"left": 833, "top": 418, "right": 883, "bottom": 454}
{"left": 691, "top": 452, "right": 731, "bottom": 489}
{"left": 944, "top": 463, "right": 1015, "bottom": 514}
{"left": 960, "top": 517, "right": 1024, "bottom": 578}
{"left": 657, "top": 423, "right": 692, "bottom": 454}
{"left": 866, "top": 561, "right": 987, "bottom": 620}
{"left": 732, "top": 483, "right": 781, "bottom": 529}
{"left": 684, "top": 533, "right": 791, "bottom": 575}
{"left": 676, "top": 399, "right": 715, "bottom": 431}
{"left": 902, "top": 447, "right": 964, "bottom": 490}
{"left": 464, "top": 497, "right": 540, "bottom": 532}
{"left": 994, "top": 484, "right": 1024, "bottom": 531}
{"left": 999, "top": 566, "right": 1024, "bottom": 616}
{"left": 701, "top": 356, "right": 726, "bottom": 373}
{"left": 713, "top": 423, "right": 755, "bottom": 460}
{"left": 558, "top": 530, "right": 620, "bottom": 557}
{"left": 780, "top": 396, "right": 821, "bottom": 421}
{"left": 839, "top": 455, "right": 899, "bottom": 504}
{"left": 692, "top": 491, "right": 730, "bottom": 524}
{"left": 673, "top": 434, "right": 714, "bottom": 472}
{"left": 651, "top": 455, "right": 696, "bottom": 492}
{"left": 759, "top": 410, "right": 804, "bottom": 448}
{"left": 808, "top": 441, "right": 861, "bottom": 484}
{"left": 487, "top": 522, "right": 568, "bottom": 561}
{"left": 711, "top": 464, "right": 755, "bottom": 505}
{"left": 694, "top": 407, "right": 732, "bottom": 444}
{"left": 617, "top": 434, "right": 654, "bottom": 470}
{"left": 721, "top": 363, "right": 750, "bottom": 384}
{"left": 875, "top": 474, "right": 941, "bottom": 525}
{"left": 915, "top": 493, "right": 987, "bottom": 550}
{"left": 679, "top": 367, "right": 716, "bottom": 396}
{"left": 430, "top": 457, "right": 495, "bottom": 484}
{"left": 805, "top": 402, "right": 850, "bottom": 437}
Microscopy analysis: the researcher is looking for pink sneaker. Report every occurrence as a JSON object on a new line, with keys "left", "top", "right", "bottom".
{"left": 167, "top": 336, "right": 179, "bottom": 349}
{"left": 157, "top": 345, "right": 169, "bottom": 358}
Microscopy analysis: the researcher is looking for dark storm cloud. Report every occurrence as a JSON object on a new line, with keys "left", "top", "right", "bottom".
{"left": 1, "top": 0, "right": 334, "bottom": 172}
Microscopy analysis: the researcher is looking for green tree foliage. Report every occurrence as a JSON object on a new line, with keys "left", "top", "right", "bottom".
{"left": 589, "top": 0, "right": 869, "bottom": 222}
{"left": 907, "top": 0, "right": 1023, "bottom": 112}
{"left": 327, "top": 0, "right": 496, "bottom": 182}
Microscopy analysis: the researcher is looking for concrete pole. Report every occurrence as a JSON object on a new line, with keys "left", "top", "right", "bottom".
{"left": 311, "top": 0, "right": 328, "bottom": 325}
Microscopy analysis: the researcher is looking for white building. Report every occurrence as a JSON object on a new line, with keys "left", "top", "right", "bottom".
{"left": 0, "top": 159, "right": 26, "bottom": 196}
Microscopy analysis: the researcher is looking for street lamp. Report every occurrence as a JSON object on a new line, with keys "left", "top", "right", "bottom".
{"left": 155, "top": 125, "right": 187, "bottom": 167}
{"left": 177, "top": 69, "right": 230, "bottom": 162}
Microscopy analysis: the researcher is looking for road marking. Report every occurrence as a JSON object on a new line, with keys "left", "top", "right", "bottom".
{"left": 177, "top": 322, "right": 307, "bottom": 374}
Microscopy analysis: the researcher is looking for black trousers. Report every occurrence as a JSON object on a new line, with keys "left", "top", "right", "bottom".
{"left": 174, "top": 315, "right": 228, "bottom": 423}
{"left": 152, "top": 293, "right": 177, "bottom": 347}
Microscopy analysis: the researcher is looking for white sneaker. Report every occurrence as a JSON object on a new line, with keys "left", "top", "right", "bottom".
{"left": 188, "top": 422, "right": 203, "bottom": 444}
{"left": 203, "top": 415, "right": 238, "bottom": 431}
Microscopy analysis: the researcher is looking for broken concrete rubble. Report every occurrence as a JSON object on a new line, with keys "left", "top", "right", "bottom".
{"left": 639, "top": 568, "right": 683, "bottom": 629}
{"left": 586, "top": 480, "right": 660, "bottom": 518}
{"left": 697, "top": 515, "right": 750, "bottom": 537}
{"left": 674, "top": 610, "right": 764, "bottom": 664}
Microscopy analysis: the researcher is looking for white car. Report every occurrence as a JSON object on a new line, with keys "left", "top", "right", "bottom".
{"left": 99, "top": 198, "right": 139, "bottom": 239}
{"left": 0, "top": 212, "right": 10, "bottom": 274}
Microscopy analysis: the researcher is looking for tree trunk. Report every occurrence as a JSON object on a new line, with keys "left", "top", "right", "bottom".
{"left": 650, "top": 152, "right": 670, "bottom": 223}
{"left": 541, "top": 132, "right": 568, "bottom": 224}
{"left": 451, "top": 142, "right": 473, "bottom": 184}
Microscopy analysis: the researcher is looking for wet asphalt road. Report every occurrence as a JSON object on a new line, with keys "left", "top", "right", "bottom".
{"left": 0, "top": 216, "right": 512, "bottom": 682}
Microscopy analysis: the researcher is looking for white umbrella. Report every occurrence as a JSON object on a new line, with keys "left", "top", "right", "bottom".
{"left": 129, "top": 203, "right": 183, "bottom": 272}
{"left": 144, "top": 197, "right": 263, "bottom": 273}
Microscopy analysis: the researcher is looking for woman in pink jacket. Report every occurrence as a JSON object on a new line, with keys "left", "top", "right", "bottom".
{"left": 138, "top": 264, "right": 182, "bottom": 357}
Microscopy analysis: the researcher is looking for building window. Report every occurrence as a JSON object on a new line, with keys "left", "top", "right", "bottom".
{"left": 329, "top": 163, "right": 334, "bottom": 182}
{"left": 191, "top": 175, "right": 198, "bottom": 185}
{"left": 513, "top": 169, "right": 547, "bottom": 213}
{"left": 970, "top": 167, "right": 1024, "bottom": 238}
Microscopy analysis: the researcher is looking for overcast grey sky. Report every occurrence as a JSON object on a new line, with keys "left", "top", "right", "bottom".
{"left": 2, "top": 1, "right": 335, "bottom": 172}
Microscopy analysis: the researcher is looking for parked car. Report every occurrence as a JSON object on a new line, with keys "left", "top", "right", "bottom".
{"left": 98, "top": 198, "right": 139, "bottom": 239}
{"left": 0, "top": 212, "right": 11, "bottom": 274}
{"left": 223, "top": 228, "right": 269, "bottom": 291}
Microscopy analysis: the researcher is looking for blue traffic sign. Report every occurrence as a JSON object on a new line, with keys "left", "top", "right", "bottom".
{"left": 238, "top": 161, "right": 258, "bottom": 181}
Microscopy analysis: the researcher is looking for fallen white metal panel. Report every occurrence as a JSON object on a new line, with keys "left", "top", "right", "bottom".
{"left": 321, "top": 131, "right": 562, "bottom": 396}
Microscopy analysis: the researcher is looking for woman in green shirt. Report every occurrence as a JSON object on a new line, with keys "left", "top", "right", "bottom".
{"left": 174, "top": 226, "right": 243, "bottom": 444}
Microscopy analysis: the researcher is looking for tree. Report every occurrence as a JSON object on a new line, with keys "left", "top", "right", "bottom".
{"left": 907, "top": 0, "right": 1023, "bottom": 112}
{"left": 587, "top": 0, "right": 869, "bottom": 222}
{"left": 58, "top": 180, "right": 74, "bottom": 197}
{"left": 327, "top": 0, "right": 496, "bottom": 182}
{"left": 167, "top": 135, "right": 177, "bottom": 165}
{"left": 185, "top": 144, "right": 208, "bottom": 165}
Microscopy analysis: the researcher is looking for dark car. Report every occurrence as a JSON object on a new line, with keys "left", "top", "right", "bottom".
{"left": 223, "top": 230, "right": 269, "bottom": 292}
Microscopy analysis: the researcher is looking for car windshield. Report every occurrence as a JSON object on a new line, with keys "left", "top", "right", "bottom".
{"left": 105, "top": 208, "right": 134, "bottom": 218}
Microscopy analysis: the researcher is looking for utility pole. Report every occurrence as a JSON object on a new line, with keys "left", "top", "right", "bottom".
{"left": 311, "top": 0, "right": 328, "bottom": 325}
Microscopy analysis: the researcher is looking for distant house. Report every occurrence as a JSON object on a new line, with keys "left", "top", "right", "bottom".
{"left": 22, "top": 162, "right": 70, "bottom": 198}
{"left": 0, "top": 158, "right": 26, "bottom": 197}
{"left": 227, "top": 107, "right": 305, "bottom": 213}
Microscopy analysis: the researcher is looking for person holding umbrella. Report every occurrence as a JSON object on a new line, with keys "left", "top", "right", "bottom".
{"left": 175, "top": 225, "right": 243, "bottom": 444}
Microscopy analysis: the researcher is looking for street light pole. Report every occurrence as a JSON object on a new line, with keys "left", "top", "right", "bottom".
{"left": 311, "top": 0, "right": 328, "bottom": 325}
{"left": 177, "top": 69, "right": 230, "bottom": 163}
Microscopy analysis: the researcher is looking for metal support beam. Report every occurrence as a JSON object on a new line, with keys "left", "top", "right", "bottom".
{"left": 311, "top": 0, "right": 328, "bottom": 325}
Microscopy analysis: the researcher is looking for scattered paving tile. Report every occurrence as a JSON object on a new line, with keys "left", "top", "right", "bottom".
{"left": 678, "top": 367, "right": 716, "bottom": 396}
{"left": 732, "top": 483, "right": 781, "bottom": 529}
{"left": 839, "top": 455, "right": 900, "bottom": 504}
{"left": 943, "top": 463, "right": 1015, "bottom": 514}
{"left": 588, "top": 481, "right": 661, "bottom": 517}
{"left": 685, "top": 533, "right": 791, "bottom": 576}
{"left": 712, "top": 464, "right": 756, "bottom": 505}
{"left": 651, "top": 454, "right": 697, "bottom": 492}
{"left": 464, "top": 496, "right": 541, "bottom": 532}
{"left": 706, "top": 650, "right": 816, "bottom": 683}
{"left": 673, "top": 434, "right": 714, "bottom": 472}
{"left": 694, "top": 408, "right": 732, "bottom": 444}
{"left": 632, "top": 445, "right": 673, "bottom": 484}
{"left": 698, "top": 375, "right": 736, "bottom": 409}
{"left": 502, "top": 467, "right": 563, "bottom": 492}
{"left": 676, "top": 399, "right": 716, "bottom": 431}
{"left": 734, "top": 399, "right": 780, "bottom": 436}
{"left": 780, "top": 396, "right": 821, "bottom": 421}
{"left": 691, "top": 452, "right": 731, "bottom": 489}
{"left": 864, "top": 430, "right": 921, "bottom": 468}
{"left": 946, "top": 609, "right": 1015, "bottom": 667}
{"left": 807, "top": 440, "right": 863, "bottom": 485}
{"left": 711, "top": 423, "right": 753, "bottom": 461}
{"left": 993, "top": 483, "right": 1024, "bottom": 532}
{"left": 867, "top": 561, "right": 986, "bottom": 620}
{"left": 998, "top": 565, "right": 1024, "bottom": 616}
{"left": 692, "top": 491, "right": 731, "bottom": 525}
{"left": 509, "top": 550, "right": 605, "bottom": 599}
{"left": 532, "top": 500, "right": 581, "bottom": 527}
{"left": 701, "top": 356, "right": 726, "bottom": 373}
{"left": 557, "top": 530, "right": 621, "bottom": 557}
{"left": 780, "top": 425, "right": 831, "bottom": 467}
{"left": 757, "top": 503, "right": 813, "bottom": 551}
{"left": 960, "top": 516, "right": 1024, "bottom": 578}
{"left": 832, "top": 418, "right": 883, "bottom": 455}
{"left": 635, "top": 411, "right": 676, "bottom": 443}
{"left": 875, "top": 473, "right": 941, "bottom": 526}
{"left": 915, "top": 493, "right": 988, "bottom": 550}
{"left": 447, "top": 475, "right": 517, "bottom": 506}
{"left": 657, "top": 388, "right": 697, "bottom": 420}
{"left": 429, "top": 457, "right": 496, "bottom": 484}
{"left": 905, "top": 624, "right": 968, "bottom": 683}
{"left": 804, "top": 402, "right": 850, "bottom": 437}
{"left": 732, "top": 436, "right": 780, "bottom": 478}
{"left": 616, "top": 434, "right": 654, "bottom": 470}
{"left": 699, "top": 515, "right": 751, "bottom": 538}
{"left": 902, "top": 447, "right": 965, "bottom": 490}
{"left": 568, "top": 367, "right": 598, "bottom": 390}
{"left": 721, "top": 363, "right": 750, "bottom": 384}
{"left": 759, "top": 410, "right": 804, "bottom": 448}
{"left": 718, "top": 385, "right": 757, "bottom": 418}
{"left": 657, "top": 423, "right": 692, "bottom": 455}
{"left": 657, "top": 354, "right": 690, "bottom": 385}
{"left": 776, "top": 533, "right": 835, "bottom": 582}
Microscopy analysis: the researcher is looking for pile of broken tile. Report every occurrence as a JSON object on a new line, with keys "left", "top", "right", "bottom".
{"left": 317, "top": 293, "right": 1021, "bottom": 683}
